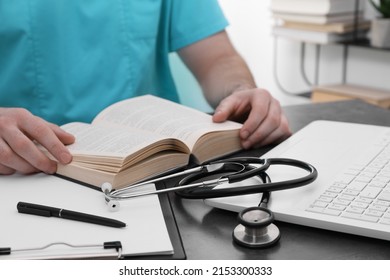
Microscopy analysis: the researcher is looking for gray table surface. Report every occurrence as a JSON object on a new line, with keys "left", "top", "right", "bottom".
{"left": 169, "top": 100, "right": 390, "bottom": 260}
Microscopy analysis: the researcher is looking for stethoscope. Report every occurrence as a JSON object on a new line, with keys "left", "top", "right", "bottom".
{"left": 101, "top": 157, "right": 317, "bottom": 248}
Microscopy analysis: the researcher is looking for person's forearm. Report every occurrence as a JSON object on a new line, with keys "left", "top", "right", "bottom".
{"left": 200, "top": 53, "right": 257, "bottom": 108}
{"left": 177, "top": 31, "right": 258, "bottom": 108}
{"left": 178, "top": 31, "right": 291, "bottom": 148}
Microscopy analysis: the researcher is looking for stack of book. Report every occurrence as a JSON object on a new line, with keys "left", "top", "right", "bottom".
{"left": 271, "top": 0, "right": 370, "bottom": 44}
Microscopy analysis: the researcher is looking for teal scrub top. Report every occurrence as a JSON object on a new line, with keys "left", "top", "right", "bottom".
{"left": 0, "top": 0, "right": 228, "bottom": 125}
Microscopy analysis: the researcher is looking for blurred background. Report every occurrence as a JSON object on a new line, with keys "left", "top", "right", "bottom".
{"left": 171, "top": 0, "right": 390, "bottom": 111}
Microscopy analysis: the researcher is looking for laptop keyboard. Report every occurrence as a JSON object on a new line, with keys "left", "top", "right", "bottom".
{"left": 306, "top": 134, "right": 390, "bottom": 226}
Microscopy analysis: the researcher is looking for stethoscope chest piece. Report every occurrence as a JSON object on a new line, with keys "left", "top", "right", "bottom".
{"left": 233, "top": 206, "right": 280, "bottom": 248}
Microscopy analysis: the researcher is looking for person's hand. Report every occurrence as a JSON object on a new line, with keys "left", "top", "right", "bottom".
{"left": 0, "top": 108, "right": 75, "bottom": 175}
{"left": 212, "top": 88, "right": 291, "bottom": 149}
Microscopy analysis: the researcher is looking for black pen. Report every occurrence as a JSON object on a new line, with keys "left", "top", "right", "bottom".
{"left": 17, "top": 201, "right": 126, "bottom": 228}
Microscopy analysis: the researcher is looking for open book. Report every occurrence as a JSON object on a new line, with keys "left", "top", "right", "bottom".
{"left": 55, "top": 95, "right": 242, "bottom": 189}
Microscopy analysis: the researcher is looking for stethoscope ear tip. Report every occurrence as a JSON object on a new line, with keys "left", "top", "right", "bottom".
{"left": 107, "top": 200, "right": 120, "bottom": 212}
{"left": 233, "top": 207, "right": 281, "bottom": 248}
{"left": 101, "top": 182, "right": 113, "bottom": 193}
{"left": 102, "top": 182, "right": 120, "bottom": 211}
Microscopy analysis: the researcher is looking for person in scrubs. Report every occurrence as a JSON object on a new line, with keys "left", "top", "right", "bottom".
{"left": 0, "top": 0, "right": 291, "bottom": 175}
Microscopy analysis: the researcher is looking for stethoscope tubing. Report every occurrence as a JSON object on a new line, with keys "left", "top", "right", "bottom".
{"left": 103, "top": 161, "right": 248, "bottom": 201}
{"left": 101, "top": 156, "right": 317, "bottom": 250}
{"left": 103, "top": 157, "right": 317, "bottom": 201}
{"left": 175, "top": 157, "right": 317, "bottom": 199}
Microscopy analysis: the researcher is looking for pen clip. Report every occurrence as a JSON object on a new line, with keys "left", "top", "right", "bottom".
{"left": 17, "top": 202, "right": 52, "bottom": 217}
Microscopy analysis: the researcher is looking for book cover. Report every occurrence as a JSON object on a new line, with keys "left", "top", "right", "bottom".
{"left": 272, "top": 26, "right": 366, "bottom": 44}
{"left": 271, "top": 0, "right": 363, "bottom": 15}
{"left": 272, "top": 11, "right": 363, "bottom": 24}
{"left": 282, "top": 20, "right": 370, "bottom": 34}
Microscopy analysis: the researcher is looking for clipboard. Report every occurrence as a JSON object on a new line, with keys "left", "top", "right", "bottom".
{"left": 128, "top": 181, "right": 186, "bottom": 260}
{"left": 0, "top": 173, "right": 185, "bottom": 259}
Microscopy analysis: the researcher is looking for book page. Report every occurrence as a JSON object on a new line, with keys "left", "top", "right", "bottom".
{"left": 93, "top": 95, "right": 241, "bottom": 149}
{"left": 60, "top": 122, "right": 167, "bottom": 158}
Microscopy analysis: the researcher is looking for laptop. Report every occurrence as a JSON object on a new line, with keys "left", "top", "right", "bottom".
{"left": 205, "top": 120, "right": 390, "bottom": 241}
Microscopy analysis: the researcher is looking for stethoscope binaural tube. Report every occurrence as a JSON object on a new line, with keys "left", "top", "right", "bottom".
{"left": 175, "top": 157, "right": 317, "bottom": 199}
{"left": 101, "top": 157, "right": 317, "bottom": 213}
